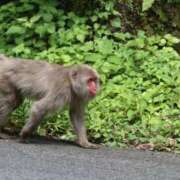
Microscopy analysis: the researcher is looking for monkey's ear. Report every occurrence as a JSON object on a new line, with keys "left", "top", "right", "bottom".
{"left": 69, "top": 69, "right": 78, "bottom": 82}
{"left": 72, "top": 71, "right": 78, "bottom": 78}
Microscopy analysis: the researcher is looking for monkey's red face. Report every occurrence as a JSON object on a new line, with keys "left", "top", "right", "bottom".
{"left": 87, "top": 78, "right": 97, "bottom": 97}
{"left": 70, "top": 65, "right": 100, "bottom": 100}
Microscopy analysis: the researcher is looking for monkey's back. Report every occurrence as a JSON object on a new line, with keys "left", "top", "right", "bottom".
{"left": 0, "top": 57, "right": 66, "bottom": 99}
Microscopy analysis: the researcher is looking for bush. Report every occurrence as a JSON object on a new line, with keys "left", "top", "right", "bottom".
{"left": 0, "top": 0, "right": 180, "bottom": 152}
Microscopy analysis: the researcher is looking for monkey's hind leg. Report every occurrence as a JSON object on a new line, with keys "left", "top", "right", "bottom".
{"left": 0, "top": 78, "right": 21, "bottom": 139}
{"left": 0, "top": 98, "right": 15, "bottom": 139}
{"left": 20, "top": 99, "right": 51, "bottom": 141}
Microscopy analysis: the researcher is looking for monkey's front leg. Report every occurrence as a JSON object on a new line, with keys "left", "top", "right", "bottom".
{"left": 69, "top": 105, "right": 100, "bottom": 149}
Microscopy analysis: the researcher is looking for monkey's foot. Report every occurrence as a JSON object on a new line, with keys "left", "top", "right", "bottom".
{"left": 18, "top": 137, "right": 31, "bottom": 144}
{"left": 19, "top": 130, "right": 31, "bottom": 143}
{"left": 76, "top": 140, "right": 101, "bottom": 149}
{"left": 0, "top": 127, "right": 17, "bottom": 139}
{"left": 0, "top": 132, "right": 15, "bottom": 139}
{"left": 1, "top": 127, "right": 19, "bottom": 136}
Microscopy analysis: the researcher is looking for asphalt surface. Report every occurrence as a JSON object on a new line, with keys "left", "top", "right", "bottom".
{"left": 0, "top": 137, "right": 180, "bottom": 180}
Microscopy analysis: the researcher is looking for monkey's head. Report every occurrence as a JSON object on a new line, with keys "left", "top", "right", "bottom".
{"left": 69, "top": 64, "right": 100, "bottom": 101}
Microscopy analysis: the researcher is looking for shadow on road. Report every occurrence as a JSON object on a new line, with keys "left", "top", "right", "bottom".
{"left": 0, "top": 129, "right": 77, "bottom": 147}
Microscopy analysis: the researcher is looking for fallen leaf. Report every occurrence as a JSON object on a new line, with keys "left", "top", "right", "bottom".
{"left": 136, "top": 143, "right": 155, "bottom": 151}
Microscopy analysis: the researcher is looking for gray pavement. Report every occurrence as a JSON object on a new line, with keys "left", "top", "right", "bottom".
{"left": 0, "top": 137, "right": 180, "bottom": 180}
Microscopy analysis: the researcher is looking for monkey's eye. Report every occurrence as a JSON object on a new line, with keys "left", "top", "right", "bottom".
{"left": 88, "top": 78, "right": 97, "bottom": 83}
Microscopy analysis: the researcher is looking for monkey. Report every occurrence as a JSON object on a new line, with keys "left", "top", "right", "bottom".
{"left": 0, "top": 54, "right": 100, "bottom": 148}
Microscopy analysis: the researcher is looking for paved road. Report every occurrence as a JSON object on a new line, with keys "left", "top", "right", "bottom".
{"left": 0, "top": 137, "right": 180, "bottom": 180}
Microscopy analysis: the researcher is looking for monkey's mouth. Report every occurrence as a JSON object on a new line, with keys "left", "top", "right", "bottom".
{"left": 88, "top": 80, "right": 97, "bottom": 96}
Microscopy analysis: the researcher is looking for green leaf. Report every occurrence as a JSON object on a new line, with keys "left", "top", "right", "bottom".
{"left": 30, "top": 15, "right": 41, "bottom": 23}
{"left": 61, "top": 54, "right": 71, "bottom": 63}
{"left": 76, "top": 34, "right": 85, "bottom": 43}
{"left": 142, "top": 0, "right": 155, "bottom": 12}
{"left": 91, "top": 16, "right": 98, "bottom": 22}
{"left": 84, "top": 53, "right": 104, "bottom": 62}
{"left": 111, "top": 17, "right": 121, "bottom": 28}
{"left": 80, "top": 41, "right": 94, "bottom": 51}
{"left": 164, "top": 34, "right": 180, "bottom": 44}
{"left": 96, "top": 39, "right": 113, "bottom": 55}
{"left": 6, "top": 25, "right": 25, "bottom": 35}
{"left": 35, "top": 25, "right": 46, "bottom": 36}
{"left": 46, "top": 24, "right": 55, "bottom": 34}
{"left": 108, "top": 55, "right": 120, "bottom": 65}
{"left": 42, "top": 13, "right": 53, "bottom": 22}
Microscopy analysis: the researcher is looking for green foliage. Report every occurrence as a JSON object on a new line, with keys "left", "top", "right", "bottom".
{"left": 0, "top": 0, "right": 180, "bottom": 152}
{"left": 166, "top": 0, "right": 180, "bottom": 3}
{"left": 142, "top": 0, "right": 155, "bottom": 11}
{"left": 142, "top": 0, "right": 180, "bottom": 12}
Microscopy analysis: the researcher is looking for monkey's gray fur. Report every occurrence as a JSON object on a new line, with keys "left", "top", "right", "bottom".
{"left": 0, "top": 54, "right": 100, "bottom": 148}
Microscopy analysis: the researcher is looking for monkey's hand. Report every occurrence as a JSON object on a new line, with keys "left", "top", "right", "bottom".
{"left": 19, "top": 135, "right": 30, "bottom": 144}
{"left": 76, "top": 140, "right": 101, "bottom": 149}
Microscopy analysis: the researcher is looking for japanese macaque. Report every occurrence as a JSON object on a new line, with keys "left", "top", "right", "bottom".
{"left": 0, "top": 54, "right": 100, "bottom": 148}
